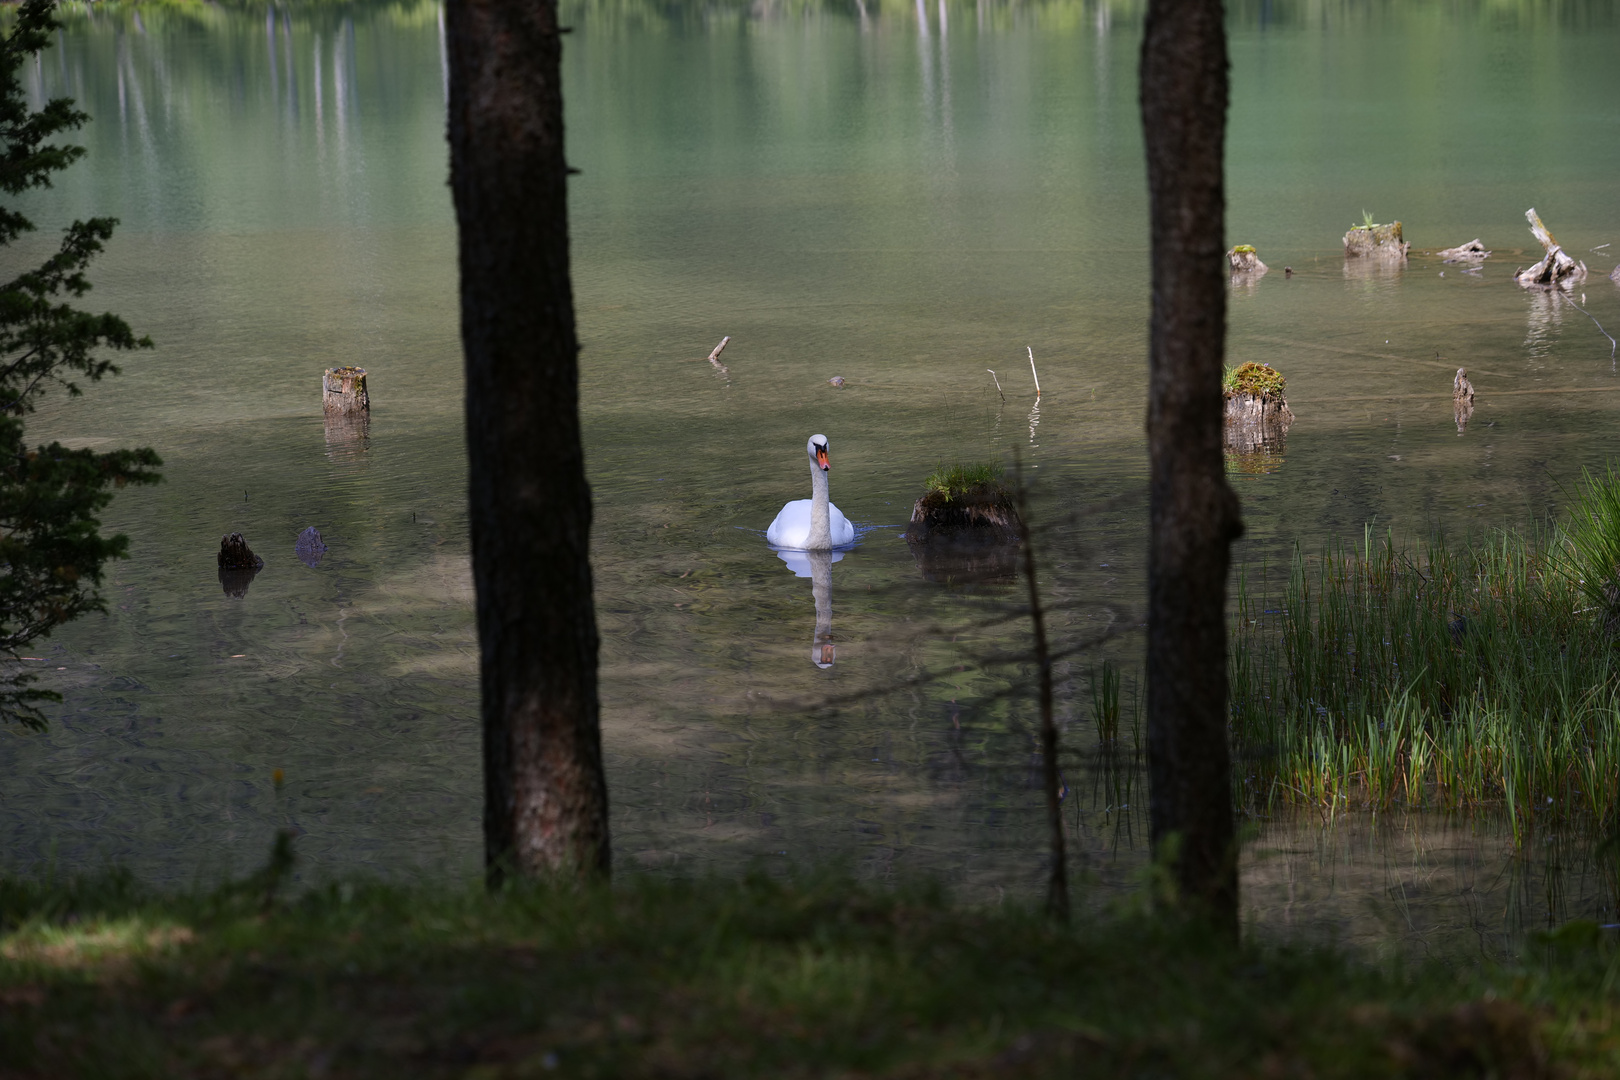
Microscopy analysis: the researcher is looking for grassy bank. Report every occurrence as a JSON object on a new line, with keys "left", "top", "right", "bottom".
{"left": 2, "top": 863, "right": 1620, "bottom": 1077}
{"left": 1230, "top": 516, "right": 1620, "bottom": 832}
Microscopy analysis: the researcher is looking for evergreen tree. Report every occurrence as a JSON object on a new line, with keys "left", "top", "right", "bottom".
{"left": 0, "top": 0, "right": 161, "bottom": 730}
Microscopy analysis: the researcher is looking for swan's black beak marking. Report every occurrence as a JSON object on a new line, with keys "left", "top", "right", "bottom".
{"left": 815, "top": 443, "right": 830, "bottom": 471}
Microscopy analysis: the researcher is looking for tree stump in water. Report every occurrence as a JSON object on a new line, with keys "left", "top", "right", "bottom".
{"left": 905, "top": 478, "right": 1023, "bottom": 587}
{"left": 217, "top": 532, "right": 264, "bottom": 597}
{"left": 1610, "top": 263, "right": 1620, "bottom": 285}
{"left": 1453, "top": 368, "right": 1476, "bottom": 433}
{"left": 1438, "top": 239, "right": 1491, "bottom": 262}
{"left": 295, "top": 526, "right": 327, "bottom": 569}
{"left": 323, "top": 367, "right": 369, "bottom": 417}
{"left": 1223, "top": 362, "right": 1293, "bottom": 454}
{"left": 1343, "top": 221, "right": 1409, "bottom": 261}
{"left": 1227, "top": 245, "right": 1267, "bottom": 277}
{"left": 1515, "top": 208, "right": 1586, "bottom": 289}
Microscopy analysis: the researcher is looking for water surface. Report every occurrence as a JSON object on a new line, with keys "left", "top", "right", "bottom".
{"left": 5, "top": 0, "right": 1620, "bottom": 959}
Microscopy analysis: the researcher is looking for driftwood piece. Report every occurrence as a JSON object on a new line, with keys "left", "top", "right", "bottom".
{"left": 1515, "top": 208, "right": 1587, "bottom": 288}
{"left": 323, "top": 366, "right": 370, "bottom": 417}
{"left": 1611, "top": 263, "right": 1620, "bottom": 285}
{"left": 1344, "top": 221, "right": 1409, "bottom": 261}
{"left": 1438, "top": 239, "right": 1491, "bottom": 262}
{"left": 1227, "top": 245, "right": 1267, "bottom": 276}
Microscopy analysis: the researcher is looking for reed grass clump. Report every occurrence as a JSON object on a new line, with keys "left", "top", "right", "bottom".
{"left": 1231, "top": 523, "right": 1620, "bottom": 833}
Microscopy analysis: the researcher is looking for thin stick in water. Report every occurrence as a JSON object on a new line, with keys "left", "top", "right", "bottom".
{"left": 706, "top": 335, "right": 731, "bottom": 365}
{"left": 1559, "top": 293, "right": 1618, "bottom": 362}
{"left": 987, "top": 368, "right": 1005, "bottom": 401}
{"left": 1027, "top": 346, "right": 1041, "bottom": 396}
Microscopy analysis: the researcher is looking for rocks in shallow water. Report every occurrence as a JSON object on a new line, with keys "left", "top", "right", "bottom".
{"left": 296, "top": 526, "right": 327, "bottom": 568}
{"left": 1438, "top": 239, "right": 1491, "bottom": 262}
{"left": 1343, "top": 221, "right": 1409, "bottom": 261}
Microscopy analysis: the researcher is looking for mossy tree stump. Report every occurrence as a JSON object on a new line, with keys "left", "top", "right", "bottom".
{"left": 1227, "top": 244, "right": 1267, "bottom": 276}
{"left": 905, "top": 467, "right": 1024, "bottom": 586}
{"left": 217, "top": 532, "right": 264, "bottom": 598}
{"left": 1343, "top": 221, "right": 1409, "bottom": 261}
{"left": 323, "top": 367, "right": 370, "bottom": 417}
{"left": 1223, "top": 362, "right": 1293, "bottom": 454}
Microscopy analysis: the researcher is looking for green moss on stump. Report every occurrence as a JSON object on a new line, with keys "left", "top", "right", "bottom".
{"left": 1223, "top": 362, "right": 1286, "bottom": 399}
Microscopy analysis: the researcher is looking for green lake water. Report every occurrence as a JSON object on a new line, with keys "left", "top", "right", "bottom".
{"left": 5, "top": 0, "right": 1620, "bottom": 959}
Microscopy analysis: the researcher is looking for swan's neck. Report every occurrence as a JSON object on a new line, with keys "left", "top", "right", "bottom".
{"left": 809, "top": 462, "right": 832, "bottom": 549}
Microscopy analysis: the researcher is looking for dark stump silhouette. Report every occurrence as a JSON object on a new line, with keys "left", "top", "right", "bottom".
{"left": 218, "top": 532, "right": 264, "bottom": 597}
{"left": 905, "top": 483, "right": 1023, "bottom": 586}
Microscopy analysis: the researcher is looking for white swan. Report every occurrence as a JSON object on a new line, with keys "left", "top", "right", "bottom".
{"left": 767, "top": 434, "right": 856, "bottom": 551}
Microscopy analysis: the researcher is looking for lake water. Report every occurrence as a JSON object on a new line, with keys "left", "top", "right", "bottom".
{"left": 5, "top": 0, "right": 1620, "bottom": 960}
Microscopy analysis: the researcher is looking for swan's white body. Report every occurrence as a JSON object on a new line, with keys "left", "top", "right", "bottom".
{"left": 767, "top": 435, "right": 856, "bottom": 550}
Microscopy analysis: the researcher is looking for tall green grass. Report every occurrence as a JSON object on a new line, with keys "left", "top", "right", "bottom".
{"left": 1231, "top": 515, "right": 1620, "bottom": 834}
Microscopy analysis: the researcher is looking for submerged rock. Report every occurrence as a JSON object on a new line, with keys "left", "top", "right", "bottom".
{"left": 296, "top": 526, "right": 327, "bottom": 568}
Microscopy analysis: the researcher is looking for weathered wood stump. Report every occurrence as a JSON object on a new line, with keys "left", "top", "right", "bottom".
{"left": 905, "top": 481, "right": 1023, "bottom": 587}
{"left": 1223, "top": 362, "right": 1293, "bottom": 454}
{"left": 1514, "top": 208, "right": 1586, "bottom": 289}
{"left": 323, "top": 366, "right": 370, "bottom": 417}
{"left": 218, "top": 532, "right": 264, "bottom": 598}
{"left": 1228, "top": 245, "right": 1268, "bottom": 276}
{"left": 1343, "top": 221, "right": 1409, "bottom": 261}
{"left": 1610, "top": 263, "right": 1620, "bottom": 285}
{"left": 1438, "top": 239, "right": 1491, "bottom": 262}
{"left": 1453, "top": 368, "right": 1475, "bottom": 433}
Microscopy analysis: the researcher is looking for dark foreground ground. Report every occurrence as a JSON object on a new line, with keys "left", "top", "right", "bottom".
{"left": 1, "top": 853, "right": 1617, "bottom": 1078}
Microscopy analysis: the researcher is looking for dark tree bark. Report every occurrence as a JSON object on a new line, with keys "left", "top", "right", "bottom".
{"left": 1139, "top": 0, "right": 1243, "bottom": 932}
{"left": 446, "top": 0, "right": 610, "bottom": 883}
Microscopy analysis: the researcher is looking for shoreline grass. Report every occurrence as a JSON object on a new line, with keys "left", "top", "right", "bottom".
{"left": 1230, "top": 520, "right": 1620, "bottom": 833}
{"left": 3, "top": 864, "right": 1619, "bottom": 1077}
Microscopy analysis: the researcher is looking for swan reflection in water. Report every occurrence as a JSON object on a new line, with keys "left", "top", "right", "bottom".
{"left": 771, "top": 547, "right": 840, "bottom": 668}
{"left": 767, "top": 434, "right": 856, "bottom": 667}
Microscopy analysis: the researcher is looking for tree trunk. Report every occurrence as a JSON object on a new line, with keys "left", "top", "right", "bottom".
{"left": 446, "top": 0, "right": 610, "bottom": 884}
{"left": 1139, "top": 0, "right": 1242, "bottom": 934}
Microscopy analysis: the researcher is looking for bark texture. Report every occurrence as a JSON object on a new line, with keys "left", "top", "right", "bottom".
{"left": 1140, "top": 0, "right": 1243, "bottom": 933}
{"left": 447, "top": 0, "right": 610, "bottom": 883}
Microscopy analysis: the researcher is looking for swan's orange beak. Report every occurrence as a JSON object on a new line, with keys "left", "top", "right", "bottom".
{"left": 815, "top": 445, "right": 830, "bottom": 471}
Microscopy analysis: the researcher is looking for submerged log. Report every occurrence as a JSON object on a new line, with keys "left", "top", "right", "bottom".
{"left": 323, "top": 366, "right": 370, "bottom": 417}
{"left": 1227, "top": 245, "right": 1267, "bottom": 276}
{"left": 1343, "top": 221, "right": 1409, "bottom": 261}
{"left": 1515, "top": 208, "right": 1586, "bottom": 289}
{"left": 1438, "top": 239, "right": 1491, "bottom": 262}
